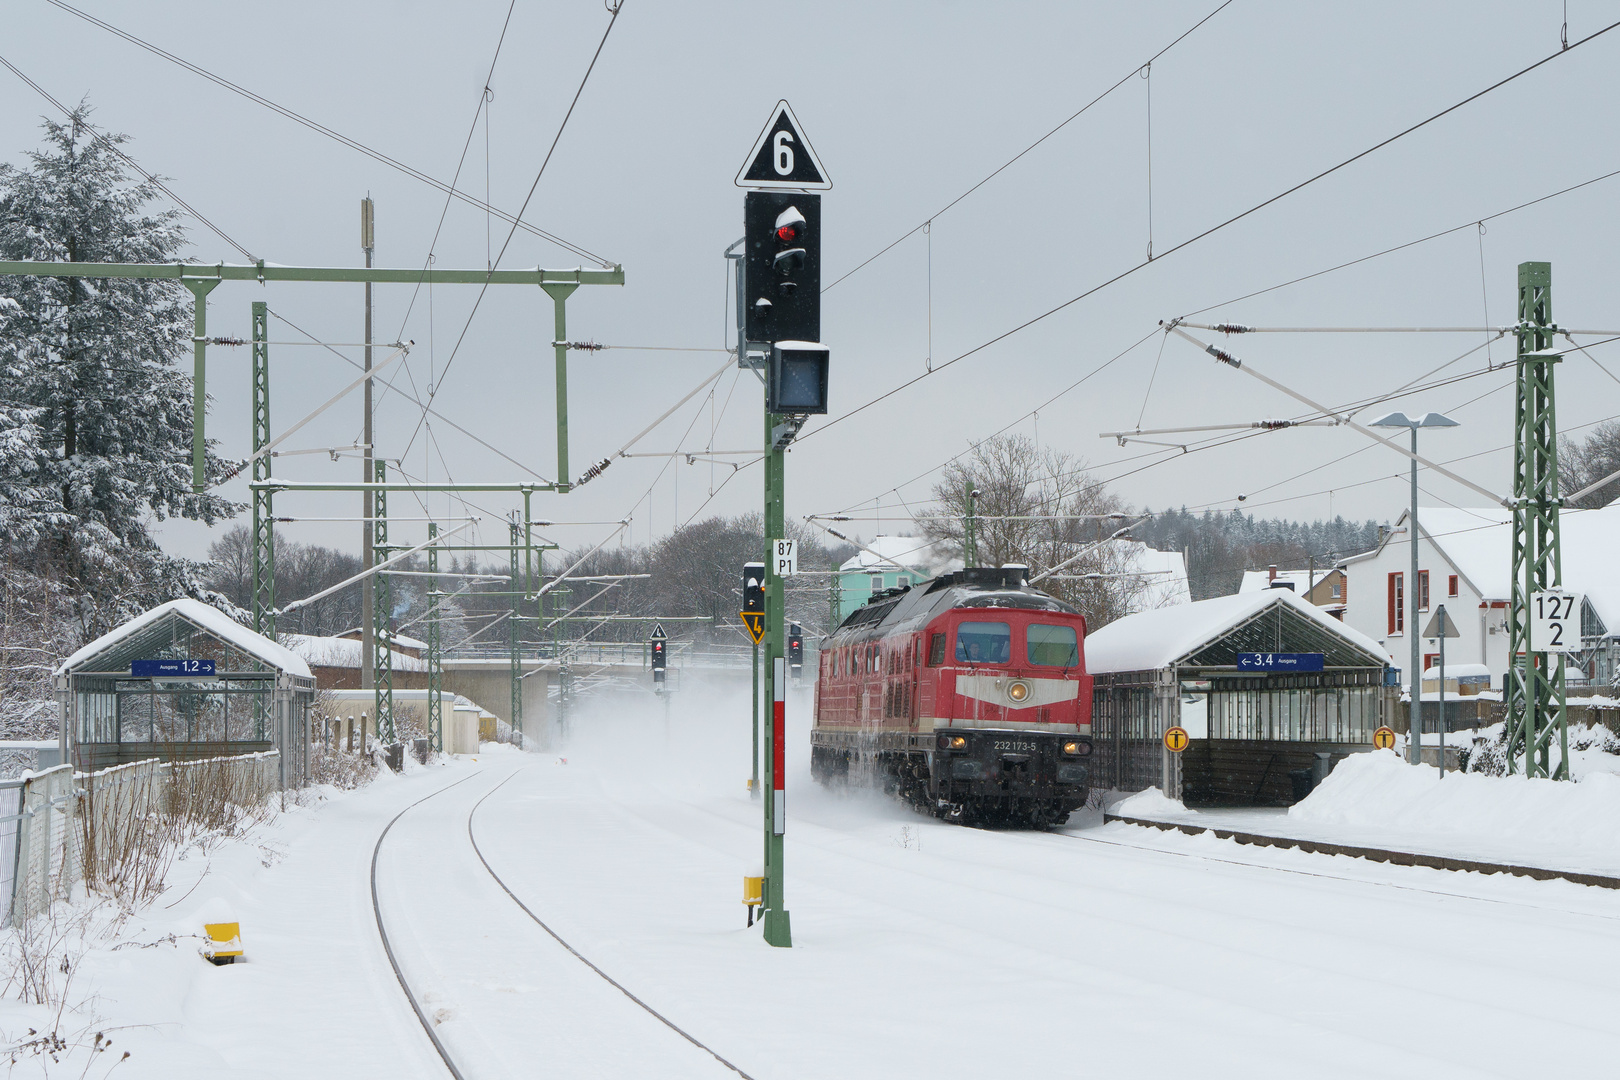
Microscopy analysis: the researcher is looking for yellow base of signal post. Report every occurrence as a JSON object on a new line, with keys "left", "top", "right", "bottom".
{"left": 742, "top": 876, "right": 763, "bottom": 927}
{"left": 203, "top": 922, "right": 243, "bottom": 966}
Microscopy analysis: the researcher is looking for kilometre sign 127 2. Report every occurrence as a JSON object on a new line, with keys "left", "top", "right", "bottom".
{"left": 1529, "top": 590, "right": 1582, "bottom": 653}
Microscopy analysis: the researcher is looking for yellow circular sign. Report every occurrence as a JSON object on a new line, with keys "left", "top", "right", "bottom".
{"left": 1373, "top": 726, "right": 1397, "bottom": 751}
{"left": 1163, "top": 726, "right": 1189, "bottom": 753}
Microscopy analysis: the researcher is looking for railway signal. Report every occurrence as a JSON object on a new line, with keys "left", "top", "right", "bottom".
{"left": 745, "top": 191, "right": 822, "bottom": 345}
{"left": 736, "top": 100, "right": 833, "bottom": 949}
{"left": 650, "top": 622, "right": 668, "bottom": 689}
{"left": 788, "top": 623, "right": 804, "bottom": 680}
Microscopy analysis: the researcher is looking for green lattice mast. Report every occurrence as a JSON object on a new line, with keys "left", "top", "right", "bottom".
{"left": 1505, "top": 261, "right": 1569, "bottom": 778}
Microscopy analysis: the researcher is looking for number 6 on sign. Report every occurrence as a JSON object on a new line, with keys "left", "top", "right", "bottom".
{"left": 1529, "top": 590, "right": 1582, "bottom": 653}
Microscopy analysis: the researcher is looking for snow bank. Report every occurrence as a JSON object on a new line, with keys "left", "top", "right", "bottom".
{"left": 1290, "top": 749, "right": 1620, "bottom": 864}
{"left": 1108, "top": 786, "right": 1197, "bottom": 819}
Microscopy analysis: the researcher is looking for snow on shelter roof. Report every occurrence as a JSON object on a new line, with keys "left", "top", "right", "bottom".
{"left": 58, "top": 598, "right": 312, "bottom": 678}
{"left": 1084, "top": 588, "right": 1390, "bottom": 674}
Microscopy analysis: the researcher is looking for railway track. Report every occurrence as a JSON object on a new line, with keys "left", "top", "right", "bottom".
{"left": 369, "top": 767, "right": 754, "bottom": 1080}
{"left": 1049, "top": 825, "right": 1620, "bottom": 922}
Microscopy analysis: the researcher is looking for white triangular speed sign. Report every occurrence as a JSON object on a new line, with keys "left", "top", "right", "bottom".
{"left": 736, "top": 100, "right": 831, "bottom": 190}
{"left": 650, "top": 622, "right": 668, "bottom": 641}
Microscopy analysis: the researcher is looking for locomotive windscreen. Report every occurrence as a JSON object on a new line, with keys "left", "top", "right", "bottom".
{"left": 1027, "top": 624, "right": 1079, "bottom": 666}
{"left": 955, "top": 621, "right": 1011, "bottom": 663}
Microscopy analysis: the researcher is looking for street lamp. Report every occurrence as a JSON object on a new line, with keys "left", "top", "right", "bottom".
{"left": 1370, "top": 411, "right": 1460, "bottom": 765}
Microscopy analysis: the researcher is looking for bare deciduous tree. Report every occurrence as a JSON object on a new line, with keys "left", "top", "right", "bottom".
{"left": 1561, "top": 420, "right": 1620, "bottom": 508}
{"left": 923, "top": 435, "right": 1148, "bottom": 628}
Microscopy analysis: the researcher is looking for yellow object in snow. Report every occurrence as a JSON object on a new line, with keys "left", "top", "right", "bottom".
{"left": 742, "top": 876, "right": 763, "bottom": 927}
{"left": 204, "top": 922, "right": 243, "bottom": 965}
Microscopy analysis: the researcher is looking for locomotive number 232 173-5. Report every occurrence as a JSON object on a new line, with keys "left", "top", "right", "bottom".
{"left": 992, "top": 740, "right": 1038, "bottom": 752}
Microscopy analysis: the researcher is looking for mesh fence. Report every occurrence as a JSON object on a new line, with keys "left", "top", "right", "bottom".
{"left": 2, "top": 751, "right": 281, "bottom": 926}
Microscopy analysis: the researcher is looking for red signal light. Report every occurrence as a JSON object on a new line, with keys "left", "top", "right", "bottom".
{"left": 775, "top": 225, "right": 798, "bottom": 243}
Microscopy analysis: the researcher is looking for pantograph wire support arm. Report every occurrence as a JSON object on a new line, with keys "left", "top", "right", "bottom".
{"left": 278, "top": 520, "right": 475, "bottom": 614}
{"left": 1162, "top": 322, "right": 1510, "bottom": 508}
{"left": 1027, "top": 517, "right": 1151, "bottom": 587}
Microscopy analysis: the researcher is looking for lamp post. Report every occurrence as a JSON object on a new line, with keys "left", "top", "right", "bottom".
{"left": 1370, "top": 411, "right": 1460, "bottom": 764}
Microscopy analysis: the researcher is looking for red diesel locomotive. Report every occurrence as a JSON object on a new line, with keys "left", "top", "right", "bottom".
{"left": 811, "top": 566, "right": 1094, "bottom": 827}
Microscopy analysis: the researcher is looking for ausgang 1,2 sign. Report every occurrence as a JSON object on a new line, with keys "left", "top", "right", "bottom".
{"left": 131, "top": 658, "right": 215, "bottom": 677}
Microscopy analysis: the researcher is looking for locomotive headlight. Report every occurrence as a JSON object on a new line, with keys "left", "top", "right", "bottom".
{"left": 1007, "top": 681, "right": 1030, "bottom": 702}
{"left": 948, "top": 735, "right": 967, "bottom": 750}
{"left": 1063, "top": 740, "right": 1080, "bottom": 755}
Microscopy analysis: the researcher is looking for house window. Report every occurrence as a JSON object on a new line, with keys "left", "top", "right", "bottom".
{"left": 1424, "top": 652, "right": 1440, "bottom": 673}
{"left": 1331, "top": 581, "right": 1342, "bottom": 598}
{"left": 1418, "top": 570, "right": 1430, "bottom": 612}
{"left": 1449, "top": 574, "right": 1459, "bottom": 597}
{"left": 897, "top": 575, "right": 910, "bottom": 587}
{"left": 1388, "top": 572, "right": 1404, "bottom": 634}
{"left": 870, "top": 574, "right": 883, "bottom": 591}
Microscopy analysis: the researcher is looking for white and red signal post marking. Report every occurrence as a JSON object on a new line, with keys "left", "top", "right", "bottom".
{"left": 773, "top": 657, "right": 786, "bottom": 836}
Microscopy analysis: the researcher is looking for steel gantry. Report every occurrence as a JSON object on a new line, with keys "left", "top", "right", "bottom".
{"left": 1506, "top": 261, "right": 1569, "bottom": 778}
{"left": 0, "top": 259, "right": 624, "bottom": 490}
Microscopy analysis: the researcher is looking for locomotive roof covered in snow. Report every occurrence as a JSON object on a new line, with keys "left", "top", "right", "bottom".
{"left": 831, "top": 567, "right": 1078, "bottom": 639}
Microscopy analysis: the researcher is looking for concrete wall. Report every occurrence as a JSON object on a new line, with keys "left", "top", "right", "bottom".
{"left": 442, "top": 666, "right": 549, "bottom": 744}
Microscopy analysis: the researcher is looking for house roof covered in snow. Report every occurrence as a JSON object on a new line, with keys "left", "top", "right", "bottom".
{"left": 58, "top": 598, "right": 313, "bottom": 679}
{"left": 1358, "top": 503, "right": 1620, "bottom": 629}
{"left": 839, "top": 535, "right": 954, "bottom": 575}
{"left": 285, "top": 635, "right": 428, "bottom": 672}
{"left": 1108, "top": 540, "right": 1192, "bottom": 612}
{"left": 1238, "top": 569, "right": 1330, "bottom": 594}
{"left": 336, "top": 627, "right": 428, "bottom": 651}
{"left": 1085, "top": 587, "right": 1389, "bottom": 674}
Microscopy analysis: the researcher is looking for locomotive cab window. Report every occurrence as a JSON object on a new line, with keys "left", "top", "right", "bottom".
{"left": 1027, "top": 623, "right": 1079, "bottom": 666}
{"left": 955, "top": 621, "right": 1010, "bottom": 664}
{"left": 927, "top": 633, "right": 946, "bottom": 666}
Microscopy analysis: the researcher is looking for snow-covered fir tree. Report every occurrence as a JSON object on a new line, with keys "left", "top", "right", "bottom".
{"left": 0, "top": 106, "right": 239, "bottom": 644}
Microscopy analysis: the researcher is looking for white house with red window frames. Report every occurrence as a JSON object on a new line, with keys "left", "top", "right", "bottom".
{"left": 1339, "top": 503, "right": 1620, "bottom": 693}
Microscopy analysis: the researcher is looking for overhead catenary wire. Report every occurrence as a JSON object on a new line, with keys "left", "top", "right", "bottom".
{"left": 0, "top": 51, "right": 256, "bottom": 262}
{"left": 1182, "top": 164, "right": 1620, "bottom": 320}
{"left": 218, "top": 344, "right": 411, "bottom": 485}
{"left": 268, "top": 309, "right": 555, "bottom": 484}
{"left": 822, "top": 0, "right": 1235, "bottom": 293}
{"left": 43, "top": 0, "right": 611, "bottom": 268}
{"left": 1166, "top": 323, "right": 1507, "bottom": 505}
{"left": 800, "top": 19, "right": 1620, "bottom": 444}
{"left": 279, "top": 521, "right": 475, "bottom": 614}
{"left": 836, "top": 160, "right": 1620, "bottom": 522}
{"left": 395, "top": 0, "right": 519, "bottom": 341}
{"left": 399, "top": 0, "right": 626, "bottom": 468}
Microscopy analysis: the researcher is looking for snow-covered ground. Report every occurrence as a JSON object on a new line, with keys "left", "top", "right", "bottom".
{"left": 7, "top": 694, "right": 1620, "bottom": 1078}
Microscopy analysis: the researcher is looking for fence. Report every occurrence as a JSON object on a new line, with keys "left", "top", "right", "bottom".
{"left": 0, "top": 751, "right": 281, "bottom": 926}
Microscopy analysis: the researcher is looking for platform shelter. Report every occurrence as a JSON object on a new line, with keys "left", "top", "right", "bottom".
{"left": 55, "top": 599, "right": 315, "bottom": 787}
{"left": 1086, "top": 589, "right": 1397, "bottom": 806}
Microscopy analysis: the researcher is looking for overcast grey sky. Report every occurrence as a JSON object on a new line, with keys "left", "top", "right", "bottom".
{"left": 6, "top": 1, "right": 1620, "bottom": 563}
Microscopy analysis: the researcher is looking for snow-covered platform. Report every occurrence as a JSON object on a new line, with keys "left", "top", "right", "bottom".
{"left": 1103, "top": 751, "right": 1620, "bottom": 889}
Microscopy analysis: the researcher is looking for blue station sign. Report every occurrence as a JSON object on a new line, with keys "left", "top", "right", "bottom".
{"left": 1236, "top": 652, "right": 1324, "bottom": 672}
{"left": 131, "top": 658, "right": 215, "bottom": 678}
